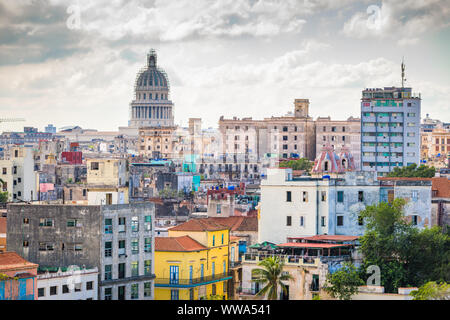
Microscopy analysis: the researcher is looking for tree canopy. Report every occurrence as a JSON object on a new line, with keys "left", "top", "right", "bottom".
{"left": 386, "top": 163, "right": 436, "bottom": 178}
{"left": 410, "top": 281, "right": 450, "bottom": 300}
{"left": 358, "top": 199, "right": 450, "bottom": 293}
{"left": 252, "top": 256, "right": 293, "bottom": 300}
{"left": 323, "top": 262, "right": 364, "bottom": 300}
{"left": 279, "top": 158, "right": 313, "bottom": 172}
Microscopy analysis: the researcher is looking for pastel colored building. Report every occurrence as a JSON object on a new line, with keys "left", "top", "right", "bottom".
{"left": 0, "top": 251, "right": 38, "bottom": 300}
{"left": 154, "top": 218, "right": 232, "bottom": 300}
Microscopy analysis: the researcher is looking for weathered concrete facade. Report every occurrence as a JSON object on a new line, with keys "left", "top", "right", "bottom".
{"left": 6, "top": 202, "right": 156, "bottom": 300}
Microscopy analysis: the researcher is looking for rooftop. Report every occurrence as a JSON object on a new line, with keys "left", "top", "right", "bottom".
{"left": 169, "top": 218, "right": 230, "bottom": 232}
{"left": 0, "top": 251, "right": 38, "bottom": 272}
{"left": 155, "top": 236, "right": 207, "bottom": 252}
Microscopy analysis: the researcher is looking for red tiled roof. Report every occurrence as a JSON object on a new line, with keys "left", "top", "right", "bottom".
{"left": 207, "top": 216, "right": 258, "bottom": 232}
{"left": 155, "top": 236, "right": 207, "bottom": 252}
{"left": 169, "top": 218, "right": 229, "bottom": 232}
{"left": 277, "top": 243, "right": 352, "bottom": 249}
{"left": 0, "top": 252, "right": 38, "bottom": 271}
{"left": 431, "top": 177, "right": 450, "bottom": 198}
{"left": 287, "top": 235, "right": 359, "bottom": 242}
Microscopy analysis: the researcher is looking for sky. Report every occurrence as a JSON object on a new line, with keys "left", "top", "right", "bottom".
{"left": 0, "top": 0, "right": 449, "bottom": 132}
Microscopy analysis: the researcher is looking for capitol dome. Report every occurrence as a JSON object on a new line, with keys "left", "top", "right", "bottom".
{"left": 135, "top": 50, "right": 169, "bottom": 90}
{"left": 129, "top": 49, "right": 174, "bottom": 128}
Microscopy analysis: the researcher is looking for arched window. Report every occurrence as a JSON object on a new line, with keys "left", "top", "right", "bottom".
{"left": 324, "top": 161, "right": 329, "bottom": 171}
{"left": 342, "top": 159, "right": 347, "bottom": 168}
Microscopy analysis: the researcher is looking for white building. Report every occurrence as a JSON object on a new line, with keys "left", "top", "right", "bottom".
{"left": 259, "top": 168, "right": 432, "bottom": 244}
{"left": 0, "top": 146, "right": 37, "bottom": 202}
{"left": 37, "top": 267, "right": 99, "bottom": 300}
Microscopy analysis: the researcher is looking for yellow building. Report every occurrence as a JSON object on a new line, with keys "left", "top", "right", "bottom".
{"left": 154, "top": 218, "right": 232, "bottom": 300}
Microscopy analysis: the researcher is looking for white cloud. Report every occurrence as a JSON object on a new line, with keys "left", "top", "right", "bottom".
{"left": 342, "top": 0, "right": 450, "bottom": 44}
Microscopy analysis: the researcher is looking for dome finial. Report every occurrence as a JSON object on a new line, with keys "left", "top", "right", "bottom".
{"left": 147, "top": 49, "right": 157, "bottom": 67}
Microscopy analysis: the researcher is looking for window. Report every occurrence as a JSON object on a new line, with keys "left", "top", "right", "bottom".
{"left": 131, "top": 216, "right": 139, "bottom": 232}
{"left": 221, "top": 233, "right": 224, "bottom": 245}
{"left": 118, "top": 263, "right": 126, "bottom": 279}
{"left": 23, "top": 218, "right": 30, "bottom": 225}
{"left": 358, "top": 191, "right": 364, "bottom": 202}
{"left": 118, "top": 217, "right": 126, "bottom": 232}
{"left": 131, "top": 284, "right": 139, "bottom": 299}
{"left": 91, "top": 162, "right": 99, "bottom": 170}
{"left": 50, "top": 286, "right": 57, "bottom": 296}
{"left": 144, "top": 238, "right": 152, "bottom": 253}
{"left": 358, "top": 216, "right": 364, "bottom": 226}
{"left": 337, "top": 216, "right": 344, "bottom": 226}
{"left": 105, "top": 265, "right": 112, "bottom": 280}
{"left": 286, "top": 216, "right": 292, "bottom": 226}
{"left": 74, "top": 283, "right": 81, "bottom": 292}
{"left": 217, "top": 204, "right": 222, "bottom": 214}
{"left": 286, "top": 191, "right": 292, "bottom": 202}
{"left": 62, "top": 285, "right": 69, "bottom": 294}
{"left": 189, "top": 288, "right": 194, "bottom": 300}
{"left": 171, "top": 290, "right": 179, "bottom": 300}
{"left": 75, "top": 244, "right": 83, "bottom": 251}
{"left": 337, "top": 191, "right": 344, "bottom": 203}
{"left": 2, "top": 168, "right": 6, "bottom": 174}
{"left": 131, "top": 261, "right": 139, "bottom": 277}
{"left": 144, "top": 282, "right": 152, "bottom": 297}
{"left": 23, "top": 241, "right": 29, "bottom": 248}
{"left": 412, "top": 215, "right": 418, "bottom": 225}
{"left": 212, "top": 284, "right": 217, "bottom": 295}
{"left": 86, "top": 281, "right": 93, "bottom": 291}
{"left": 411, "top": 190, "right": 418, "bottom": 202}
{"left": 104, "top": 288, "right": 112, "bottom": 300}
{"left": 118, "top": 240, "right": 126, "bottom": 256}
{"left": 321, "top": 217, "right": 326, "bottom": 227}
{"left": 39, "top": 218, "right": 54, "bottom": 227}
{"left": 321, "top": 191, "right": 326, "bottom": 202}
{"left": 38, "top": 288, "right": 45, "bottom": 297}
{"left": 67, "top": 219, "right": 81, "bottom": 227}
{"left": 105, "top": 241, "right": 112, "bottom": 257}
{"left": 300, "top": 216, "right": 305, "bottom": 227}
{"left": 105, "top": 218, "right": 113, "bottom": 234}
{"left": 212, "top": 235, "right": 216, "bottom": 246}
{"left": 302, "top": 191, "right": 308, "bottom": 202}
{"left": 131, "top": 239, "right": 139, "bottom": 254}
{"left": 144, "top": 260, "right": 152, "bottom": 275}
{"left": 144, "top": 215, "right": 152, "bottom": 231}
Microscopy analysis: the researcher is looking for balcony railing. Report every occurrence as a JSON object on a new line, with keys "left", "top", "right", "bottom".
{"left": 243, "top": 253, "right": 320, "bottom": 267}
{"left": 155, "top": 272, "right": 233, "bottom": 287}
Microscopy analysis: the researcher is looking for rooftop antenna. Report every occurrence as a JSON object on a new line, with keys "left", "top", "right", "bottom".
{"left": 401, "top": 57, "right": 407, "bottom": 88}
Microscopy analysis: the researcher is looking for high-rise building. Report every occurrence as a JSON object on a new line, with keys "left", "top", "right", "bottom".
{"left": 360, "top": 86, "right": 421, "bottom": 176}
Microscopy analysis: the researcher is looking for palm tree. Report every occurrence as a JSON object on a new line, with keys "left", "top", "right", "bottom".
{"left": 252, "top": 256, "right": 293, "bottom": 300}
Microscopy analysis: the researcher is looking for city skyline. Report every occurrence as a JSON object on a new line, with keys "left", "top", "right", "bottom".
{"left": 1, "top": 0, "right": 449, "bottom": 132}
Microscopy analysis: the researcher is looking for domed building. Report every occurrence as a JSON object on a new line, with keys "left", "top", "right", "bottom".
{"left": 311, "top": 144, "right": 356, "bottom": 175}
{"left": 128, "top": 49, "right": 174, "bottom": 128}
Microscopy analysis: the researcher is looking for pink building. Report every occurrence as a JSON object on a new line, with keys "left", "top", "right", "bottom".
{"left": 0, "top": 251, "right": 38, "bottom": 300}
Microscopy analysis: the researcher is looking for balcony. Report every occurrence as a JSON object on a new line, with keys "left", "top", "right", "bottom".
{"left": 154, "top": 272, "right": 233, "bottom": 288}
{"left": 242, "top": 253, "right": 319, "bottom": 267}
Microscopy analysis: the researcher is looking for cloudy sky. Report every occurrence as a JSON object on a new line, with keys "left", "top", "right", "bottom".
{"left": 0, "top": 0, "right": 449, "bottom": 132}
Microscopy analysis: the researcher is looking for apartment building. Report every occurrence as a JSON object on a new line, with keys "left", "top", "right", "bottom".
{"left": 154, "top": 218, "right": 232, "bottom": 300}
{"left": 0, "top": 146, "right": 37, "bottom": 202}
{"left": 361, "top": 87, "right": 421, "bottom": 176}
{"left": 37, "top": 266, "right": 98, "bottom": 300}
{"left": 0, "top": 251, "right": 38, "bottom": 300}
{"left": 315, "top": 116, "right": 361, "bottom": 170}
{"left": 258, "top": 168, "right": 432, "bottom": 244}
{"left": 86, "top": 158, "right": 129, "bottom": 205}
{"left": 6, "top": 202, "right": 156, "bottom": 300}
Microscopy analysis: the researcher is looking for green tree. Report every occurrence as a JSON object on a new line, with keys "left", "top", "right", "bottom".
{"left": 359, "top": 199, "right": 450, "bottom": 293}
{"left": 323, "top": 262, "right": 364, "bottom": 300}
{"left": 252, "top": 256, "right": 293, "bottom": 300}
{"left": 279, "top": 158, "right": 313, "bottom": 172}
{"left": 410, "top": 281, "right": 450, "bottom": 300}
{"left": 387, "top": 163, "right": 435, "bottom": 178}
{"left": 0, "top": 192, "right": 7, "bottom": 203}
